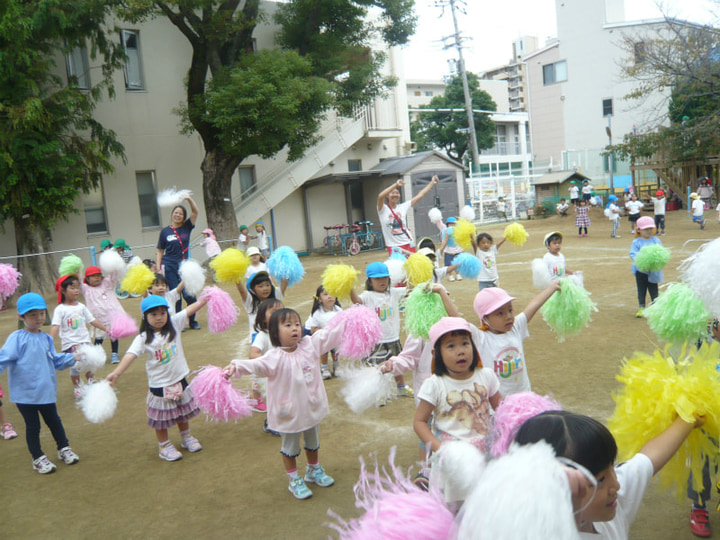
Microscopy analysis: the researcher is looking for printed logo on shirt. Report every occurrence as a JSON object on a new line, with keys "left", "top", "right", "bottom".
{"left": 66, "top": 314, "right": 85, "bottom": 330}
{"left": 155, "top": 343, "right": 178, "bottom": 364}
{"left": 166, "top": 234, "right": 178, "bottom": 243}
{"left": 374, "top": 304, "right": 393, "bottom": 322}
{"left": 549, "top": 265, "right": 564, "bottom": 278}
{"left": 493, "top": 347, "right": 524, "bottom": 379}
{"left": 482, "top": 256, "right": 495, "bottom": 270}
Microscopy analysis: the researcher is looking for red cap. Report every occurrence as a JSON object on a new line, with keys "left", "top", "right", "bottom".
{"left": 655, "top": 190, "right": 664, "bottom": 197}
{"left": 84, "top": 266, "right": 102, "bottom": 284}
{"left": 55, "top": 274, "right": 78, "bottom": 304}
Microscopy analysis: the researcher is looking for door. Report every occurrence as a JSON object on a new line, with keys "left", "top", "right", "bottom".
{"left": 411, "top": 170, "right": 460, "bottom": 243}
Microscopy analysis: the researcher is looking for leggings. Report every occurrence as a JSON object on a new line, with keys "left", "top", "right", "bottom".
{"left": 611, "top": 219, "right": 619, "bottom": 237}
{"left": 95, "top": 337, "right": 119, "bottom": 354}
{"left": 16, "top": 403, "right": 69, "bottom": 459}
{"left": 635, "top": 271, "right": 658, "bottom": 308}
{"left": 578, "top": 227, "right": 587, "bottom": 235}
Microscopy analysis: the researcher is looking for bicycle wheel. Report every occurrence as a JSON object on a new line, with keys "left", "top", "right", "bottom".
{"left": 348, "top": 237, "right": 361, "bottom": 256}
{"left": 363, "top": 233, "right": 377, "bottom": 248}
{"left": 332, "top": 234, "right": 341, "bottom": 249}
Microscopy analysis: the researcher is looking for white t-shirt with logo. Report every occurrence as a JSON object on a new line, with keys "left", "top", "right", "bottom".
{"left": 51, "top": 303, "right": 95, "bottom": 351}
{"left": 378, "top": 201, "right": 414, "bottom": 247}
{"left": 476, "top": 246, "right": 498, "bottom": 282}
{"left": 359, "top": 287, "right": 407, "bottom": 343}
{"left": 543, "top": 252, "right": 566, "bottom": 280}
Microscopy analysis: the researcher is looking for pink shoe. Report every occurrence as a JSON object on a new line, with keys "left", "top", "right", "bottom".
{"left": 2, "top": 423, "right": 18, "bottom": 440}
{"left": 252, "top": 396, "right": 267, "bottom": 413}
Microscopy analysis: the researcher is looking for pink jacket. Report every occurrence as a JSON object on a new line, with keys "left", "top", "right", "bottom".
{"left": 388, "top": 335, "right": 432, "bottom": 407}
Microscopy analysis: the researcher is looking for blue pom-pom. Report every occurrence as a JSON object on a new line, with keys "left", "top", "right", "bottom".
{"left": 266, "top": 246, "right": 305, "bottom": 287}
{"left": 453, "top": 253, "right": 481, "bottom": 279}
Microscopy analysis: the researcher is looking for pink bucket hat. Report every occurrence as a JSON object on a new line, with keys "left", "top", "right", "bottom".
{"left": 636, "top": 216, "right": 655, "bottom": 231}
{"left": 202, "top": 228, "right": 216, "bottom": 240}
{"left": 429, "top": 317, "right": 472, "bottom": 348}
{"left": 473, "top": 288, "right": 516, "bottom": 318}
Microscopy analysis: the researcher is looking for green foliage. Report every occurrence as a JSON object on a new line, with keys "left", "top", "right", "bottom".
{"left": 409, "top": 73, "right": 497, "bottom": 162}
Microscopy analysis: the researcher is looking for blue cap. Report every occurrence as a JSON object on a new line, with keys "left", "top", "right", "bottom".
{"left": 247, "top": 271, "right": 270, "bottom": 292}
{"left": 608, "top": 195, "right": 618, "bottom": 202}
{"left": 256, "top": 221, "right": 264, "bottom": 227}
{"left": 366, "top": 262, "right": 390, "bottom": 278}
{"left": 141, "top": 295, "right": 169, "bottom": 313}
{"left": 17, "top": 293, "right": 46, "bottom": 315}
{"left": 446, "top": 216, "right": 457, "bottom": 224}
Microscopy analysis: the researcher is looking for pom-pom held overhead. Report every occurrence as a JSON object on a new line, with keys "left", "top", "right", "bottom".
{"left": 78, "top": 380, "right": 118, "bottom": 424}
{"left": 459, "top": 204, "right": 476, "bottom": 221}
{"left": 634, "top": 244, "right": 671, "bottom": 272}
{"left": 0, "top": 263, "right": 21, "bottom": 297}
{"left": 503, "top": 222, "right": 529, "bottom": 246}
{"left": 209, "top": 248, "right": 250, "bottom": 284}
{"left": 156, "top": 187, "right": 192, "bottom": 208}
{"left": 490, "top": 392, "right": 563, "bottom": 457}
{"left": 58, "top": 254, "right": 84, "bottom": 277}
{"left": 189, "top": 365, "right": 253, "bottom": 422}
{"left": 266, "top": 246, "right": 305, "bottom": 287}
{"left": 99, "top": 250, "right": 126, "bottom": 279}
{"left": 452, "top": 252, "right": 480, "bottom": 279}
{"left": 106, "top": 311, "right": 138, "bottom": 340}
{"left": 608, "top": 342, "right": 720, "bottom": 501}
{"left": 76, "top": 344, "right": 107, "bottom": 373}
{"left": 540, "top": 278, "right": 598, "bottom": 342}
{"left": 326, "top": 305, "right": 382, "bottom": 359}
{"left": 120, "top": 263, "right": 155, "bottom": 295}
{"left": 200, "top": 286, "right": 239, "bottom": 333}
{"left": 179, "top": 259, "right": 207, "bottom": 297}
{"left": 385, "top": 258, "right": 406, "bottom": 286}
{"left": 531, "top": 258, "right": 553, "bottom": 290}
{"left": 403, "top": 253, "right": 433, "bottom": 286}
{"left": 453, "top": 218, "right": 476, "bottom": 251}
{"left": 642, "top": 283, "right": 711, "bottom": 344}
{"left": 403, "top": 286, "right": 448, "bottom": 339}
{"left": 679, "top": 237, "right": 720, "bottom": 317}
{"left": 321, "top": 264, "right": 359, "bottom": 301}
{"left": 340, "top": 366, "right": 398, "bottom": 414}
{"left": 428, "top": 207, "right": 443, "bottom": 224}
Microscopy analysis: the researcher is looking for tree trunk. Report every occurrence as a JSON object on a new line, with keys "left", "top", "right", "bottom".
{"left": 15, "top": 218, "right": 57, "bottom": 299}
{"left": 201, "top": 147, "right": 242, "bottom": 244}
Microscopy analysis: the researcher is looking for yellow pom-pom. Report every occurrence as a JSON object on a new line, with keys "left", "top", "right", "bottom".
{"left": 503, "top": 222, "right": 529, "bottom": 246}
{"left": 403, "top": 253, "right": 433, "bottom": 286}
{"left": 453, "top": 218, "right": 476, "bottom": 252}
{"left": 322, "top": 264, "right": 359, "bottom": 301}
{"left": 120, "top": 264, "right": 155, "bottom": 295}
{"left": 608, "top": 341, "right": 720, "bottom": 501}
{"left": 210, "top": 248, "right": 250, "bottom": 284}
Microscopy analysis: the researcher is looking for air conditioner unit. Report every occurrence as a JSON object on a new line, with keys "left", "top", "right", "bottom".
{"left": 405, "top": 141, "right": 418, "bottom": 152}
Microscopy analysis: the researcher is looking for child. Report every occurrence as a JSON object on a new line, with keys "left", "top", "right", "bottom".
{"left": 497, "top": 197, "right": 508, "bottom": 221}
{"left": 651, "top": 190, "right": 666, "bottom": 235}
{"left": 224, "top": 308, "right": 343, "bottom": 500}
{"left": 469, "top": 283, "right": 559, "bottom": 396}
{"left": 569, "top": 182, "right": 580, "bottom": 205}
{"left": 306, "top": 285, "right": 343, "bottom": 379}
{"left": 113, "top": 238, "right": 135, "bottom": 263}
{"left": 255, "top": 222, "right": 270, "bottom": 258}
{"left": 630, "top": 216, "right": 664, "bottom": 317}
{"left": 606, "top": 195, "right": 622, "bottom": 238}
{"left": 249, "top": 298, "right": 284, "bottom": 429}
{"left": 244, "top": 246, "right": 267, "bottom": 280}
{"left": 413, "top": 317, "right": 502, "bottom": 457}
{"left": 515, "top": 410, "right": 703, "bottom": 539}
{"left": 575, "top": 199, "right": 591, "bottom": 237}
{"left": 0, "top": 293, "right": 81, "bottom": 473}
{"left": 438, "top": 217, "right": 464, "bottom": 281}
{"left": 99, "top": 239, "right": 113, "bottom": 252}
{"left": 624, "top": 192, "right": 644, "bottom": 234}
{"left": 417, "top": 247, "right": 460, "bottom": 284}
{"left": 581, "top": 180, "right": 593, "bottom": 204}
{"left": 142, "top": 259, "right": 158, "bottom": 273}
{"left": 200, "top": 228, "right": 222, "bottom": 259}
{"left": 350, "top": 262, "right": 412, "bottom": 397}
{"left": 106, "top": 294, "right": 208, "bottom": 462}
{"left": 0, "top": 384, "right": 17, "bottom": 439}
{"left": 81, "top": 265, "right": 126, "bottom": 364}
{"left": 50, "top": 274, "right": 107, "bottom": 397}
{"left": 473, "top": 232, "right": 506, "bottom": 290}
{"left": 236, "top": 271, "right": 288, "bottom": 345}
{"left": 690, "top": 192, "right": 707, "bottom": 230}
{"left": 148, "top": 273, "right": 185, "bottom": 317}
{"left": 556, "top": 198, "right": 569, "bottom": 217}
{"left": 237, "top": 224, "right": 252, "bottom": 250}
{"left": 543, "top": 232, "right": 575, "bottom": 280}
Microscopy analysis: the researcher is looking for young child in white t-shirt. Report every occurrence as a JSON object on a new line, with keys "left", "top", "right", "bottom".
{"left": 473, "top": 232, "right": 507, "bottom": 290}
{"left": 606, "top": 195, "right": 623, "bottom": 238}
{"left": 651, "top": 190, "right": 667, "bottom": 235}
{"left": 305, "top": 285, "right": 342, "bottom": 379}
{"left": 690, "top": 192, "right": 707, "bottom": 230}
{"left": 542, "top": 232, "right": 575, "bottom": 281}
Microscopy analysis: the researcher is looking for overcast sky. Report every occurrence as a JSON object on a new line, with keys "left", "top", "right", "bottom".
{"left": 402, "top": 0, "right": 716, "bottom": 79}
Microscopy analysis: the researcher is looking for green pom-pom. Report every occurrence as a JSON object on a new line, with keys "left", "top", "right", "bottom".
{"left": 403, "top": 286, "right": 448, "bottom": 339}
{"left": 541, "top": 279, "right": 598, "bottom": 342}
{"left": 643, "top": 283, "right": 711, "bottom": 343}
{"left": 634, "top": 244, "right": 671, "bottom": 272}
{"left": 58, "top": 254, "right": 83, "bottom": 277}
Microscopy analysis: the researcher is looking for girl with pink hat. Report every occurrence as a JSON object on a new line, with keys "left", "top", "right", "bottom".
{"left": 629, "top": 216, "right": 664, "bottom": 317}
{"left": 200, "top": 228, "right": 221, "bottom": 259}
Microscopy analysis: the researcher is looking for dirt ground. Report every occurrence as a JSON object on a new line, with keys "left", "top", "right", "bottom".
{"left": 2, "top": 208, "right": 719, "bottom": 539}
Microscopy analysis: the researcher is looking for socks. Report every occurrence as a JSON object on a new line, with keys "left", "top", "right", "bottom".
{"left": 287, "top": 468, "right": 299, "bottom": 479}
{"left": 180, "top": 429, "right": 192, "bottom": 441}
{"left": 159, "top": 440, "right": 171, "bottom": 449}
{"left": 308, "top": 462, "right": 319, "bottom": 470}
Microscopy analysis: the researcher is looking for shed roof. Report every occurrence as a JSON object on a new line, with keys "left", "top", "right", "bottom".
{"left": 533, "top": 170, "right": 592, "bottom": 186}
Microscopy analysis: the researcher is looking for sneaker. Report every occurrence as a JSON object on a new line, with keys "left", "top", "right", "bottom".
{"left": 58, "top": 446, "right": 79, "bottom": 465}
{"left": 158, "top": 443, "right": 183, "bottom": 462}
{"left": 413, "top": 472, "right": 430, "bottom": 492}
{"left": 111, "top": 353, "right": 120, "bottom": 364}
{"left": 1, "top": 423, "right": 17, "bottom": 440}
{"left": 448, "top": 275, "right": 455, "bottom": 282}
{"left": 397, "top": 384, "right": 414, "bottom": 398}
{"left": 456, "top": 275, "right": 463, "bottom": 281}
{"left": 304, "top": 465, "right": 335, "bottom": 487}
{"left": 73, "top": 386, "right": 83, "bottom": 399}
{"left": 614, "top": 235, "right": 621, "bottom": 238}
{"left": 690, "top": 507, "right": 711, "bottom": 537}
{"left": 181, "top": 436, "right": 203, "bottom": 453}
{"left": 635, "top": 308, "right": 644, "bottom": 318}
{"left": 33, "top": 455, "right": 57, "bottom": 474}
{"left": 189, "top": 321, "right": 201, "bottom": 330}
{"left": 263, "top": 419, "right": 281, "bottom": 437}
{"left": 251, "top": 396, "right": 267, "bottom": 413}
{"left": 332, "top": 362, "right": 341, "bottom": 377}
{"left": 288, "top": 477, "right": 313, "bottom": 500}
{"left": 321, "top": 365, "right": 332, "bottom": 380}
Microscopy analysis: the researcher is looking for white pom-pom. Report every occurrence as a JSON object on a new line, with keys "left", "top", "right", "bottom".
{"left": 679, "top": 237, "right": 720, "bottom": 317}
{"left": 567, "top": 270, "right": 584, "bottom": 289}
{"left": 531, "top": 258, "right": 552, "bottom": 290}
{"left": 340, "top": 365, "right": 397, "bottom": 414}
{"left": 157, "top": 187, "right": 192, "bottom": 208}
{"left": 179, "top": 259, "right": 207, "bottom": 297}
{"left": 429, "top": 440, "right": 486, "bottom": 503}
{"left": 99, "top": 250, "right": 126, "bottom": 279}
{"left": 385, "top": 258, "right": 406, "bottom": 286}
{"left": 128, "top": 256, "right": 143, "bottom": 267}
{"left": 78, "top": 380, "right": 118, "bottom": 424}
{"left": 76, "top": 344, "right": 107, "bottom": 372}
{"left": 459, "top": 205, "right": 476, "bottom": 221}
{"left": 428, "top": 207, "right": 443, "bottom": 224}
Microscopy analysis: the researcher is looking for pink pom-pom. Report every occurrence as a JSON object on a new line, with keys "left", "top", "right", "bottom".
{"left": 489, "top": 391, "right": 563, "bottom": 457}
{"left": 200, "top": 286, "right": 239, "bottom": 333}
{"left": 189, "top": 365, "right": 253, "bottom": 422}
{"left": 106, "top": 311, "right": 138, "bottom": 340}
{"left": 0, "top": 263, "right": 22, "bottom": 297}
{"left": 325, "top": 305, "right": 382, "bottom": 360}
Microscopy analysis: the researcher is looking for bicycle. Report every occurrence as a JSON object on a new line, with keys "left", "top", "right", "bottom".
{"left": 355, "top": 220, "right": 378, "bottom": 249}
{"left": 344, "top": 223, "right": 362, "bottom": 256}
{"left": 323, "top": 224, "right": 344, "bottom": 252}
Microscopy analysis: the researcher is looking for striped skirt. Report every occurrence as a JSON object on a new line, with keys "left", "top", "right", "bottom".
{"left": 146, "top": 386, "right": 200, "bottom": 430}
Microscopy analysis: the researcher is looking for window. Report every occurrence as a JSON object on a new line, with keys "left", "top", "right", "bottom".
{"left": 602, "top": 98, "right": 613, "bottom": 117}
{"left": 634, "top": 41, "right": 647, "bottom": 65}
{"left": 83, "top": 184, "right": 108, "bottom": 235}
{"left": 66, "top": 46, "right": 90, "bottom": 90}
{"left": 136, "top": 171, "right": 161, "bottom": 228}
{"left": 348, "top": 159, "right": 362, "bottom": 172}
{"left": 414, "top": 90, "right": 421, "bottom": 96}
{"left": 238, "top": 166, "right": 257, "bottom": 200}
{"left": 121, "top": 30, "right": 145, "bottom": 90}
{"left": 542, "top": 60, "right": 567, "bottom": 85}
{"left": 425, "top": 91, "right": 433, "bottom": 97}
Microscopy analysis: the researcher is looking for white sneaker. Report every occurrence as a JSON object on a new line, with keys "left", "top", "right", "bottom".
{"left": 456, "top": 275, "right": 463, "bottom": 281}
{"left": 111, "top": 353, "right": 120, "bottom": 364}
{"left": 321, "top": 365, "right": 332, "bottom": 380}
{"left": 33, "top": 455, "right": 57, "bottom": 474}
{"left": 159, "top": 443, "right": 183, "bottom": 462}
{"left": 448, "top": 275, "right": 455, "bottom": 282}
{"left": 58, "top": 446, "right": 79, "bottom": 465}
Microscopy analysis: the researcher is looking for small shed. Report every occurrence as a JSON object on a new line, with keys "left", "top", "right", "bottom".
{"left": 533, "top": 170, "right": 593, "bottom": 205}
